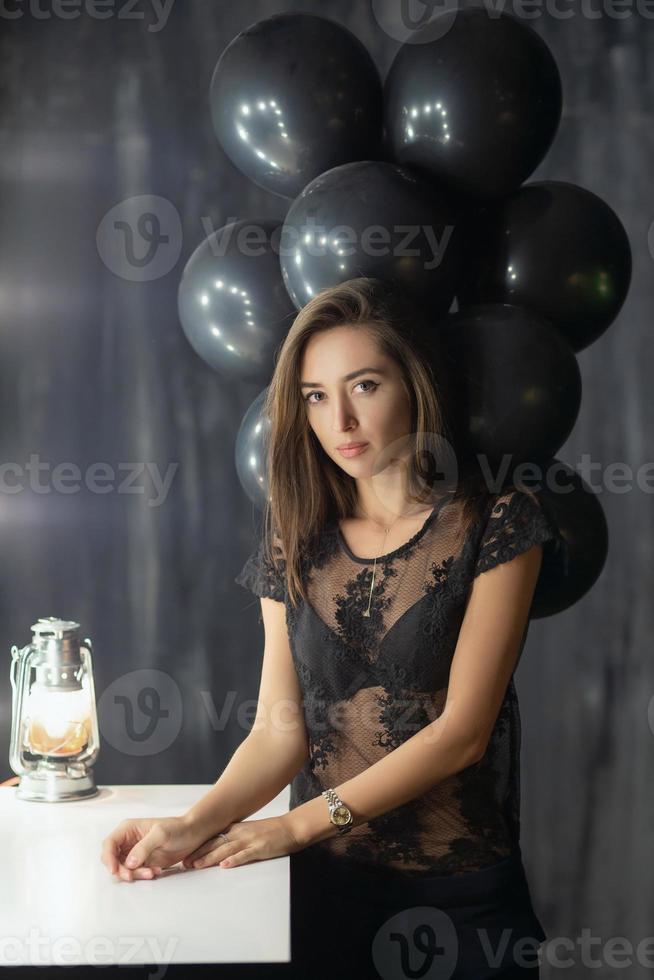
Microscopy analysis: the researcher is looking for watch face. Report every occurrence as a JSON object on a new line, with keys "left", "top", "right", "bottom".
{"left": 333, "top": 805, "right": 351, "bottom": 826}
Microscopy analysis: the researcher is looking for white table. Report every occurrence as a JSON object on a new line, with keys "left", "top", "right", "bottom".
{"left": 0, "top": 783, "right": 291, "bottom": 968}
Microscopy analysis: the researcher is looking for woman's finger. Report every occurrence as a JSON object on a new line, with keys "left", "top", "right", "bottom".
{"left": 192, "top": 849, "right": 220, "bottom": 868}
{"left": 117, "top": 863, "right": 156, "bottom": 882}
{"left": 184, "top": 835, "right": 235, "bottom": 867}
{"left": 101, "top": 838, "right": 123, "bottom": 875}
{"left": 182, "top": 847, "right": 206, "bottom": 867}
{"left": 184, "top": 841, "right": 215, "bottom": 862}
{"left": 220, "top": 846, "right": 255, "bottom": 868}
{"left": 193, "top": 839, "right": 240, "bottom": 868}
{"left": 200, "top": 834, "right": 233, "bottom": 856}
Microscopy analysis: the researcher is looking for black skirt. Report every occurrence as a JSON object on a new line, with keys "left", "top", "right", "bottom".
{"left": 289, "top": 844, "right": 546, "bottom": 980}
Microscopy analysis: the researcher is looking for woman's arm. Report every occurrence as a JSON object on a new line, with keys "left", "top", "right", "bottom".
{"left": 286, "top": 542, "right": 544, "bottom": 848}
{"left": 182, "top": 596, "right": 309, "bottom": 841}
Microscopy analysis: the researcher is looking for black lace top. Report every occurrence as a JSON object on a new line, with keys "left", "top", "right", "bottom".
{"left": 235, "top": 488, "right": 564, "bottom": 877}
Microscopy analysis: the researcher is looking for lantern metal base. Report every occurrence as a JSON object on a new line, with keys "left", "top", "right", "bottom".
{"left": 15, "top": 765, "right": 98, "bottom": 802}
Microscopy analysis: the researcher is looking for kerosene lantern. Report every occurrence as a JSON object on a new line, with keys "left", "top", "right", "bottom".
{"left": 9, "top": 617, "right": 100, "bottom": 801}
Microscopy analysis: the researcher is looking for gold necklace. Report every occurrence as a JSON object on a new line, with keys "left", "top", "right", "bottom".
{"left": 356, "top": 505, "right": 411, "bottom": 618}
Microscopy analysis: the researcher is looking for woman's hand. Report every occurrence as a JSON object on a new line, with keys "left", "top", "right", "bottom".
{"left": 101, "top": 815, "right": 209, "bottom": 882}
{"left": 180, "top": 815, "right": 303, "bottom": 870}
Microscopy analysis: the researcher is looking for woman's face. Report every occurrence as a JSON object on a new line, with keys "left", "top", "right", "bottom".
{"left": 300, "top": 325, "right": 413, "bottom": 476}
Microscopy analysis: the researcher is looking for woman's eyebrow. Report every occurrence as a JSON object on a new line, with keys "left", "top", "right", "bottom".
{"left": 300, "top": 367, "right": 387, "bottom": 388}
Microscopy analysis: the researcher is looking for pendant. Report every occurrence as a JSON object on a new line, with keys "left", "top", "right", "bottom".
{"left": 362, "top": 564, "right": 377, "bottom": 619}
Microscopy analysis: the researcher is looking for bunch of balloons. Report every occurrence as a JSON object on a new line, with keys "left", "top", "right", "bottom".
{"left": 176, "top": 9, "right": 631, "bottom": 617}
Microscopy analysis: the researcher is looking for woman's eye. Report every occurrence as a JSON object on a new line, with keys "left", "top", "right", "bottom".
{"left": 304, "top": 381, "right": 378, "bottom": 404}
{"left": 357, "top": 380, "right": 378, "bottom": 395}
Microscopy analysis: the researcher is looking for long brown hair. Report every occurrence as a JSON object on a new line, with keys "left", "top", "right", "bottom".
{"left": 261, "top": 276, "right": 492, "bottom": 607}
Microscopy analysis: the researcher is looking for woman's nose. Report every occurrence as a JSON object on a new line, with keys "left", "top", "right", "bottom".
{"left": 332, "top": 401, "right": 356, "bottom": 431}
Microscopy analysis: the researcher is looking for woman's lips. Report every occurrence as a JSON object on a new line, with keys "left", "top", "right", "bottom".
{"left": 337, "top": 442, "right": 369, "bottom": 458}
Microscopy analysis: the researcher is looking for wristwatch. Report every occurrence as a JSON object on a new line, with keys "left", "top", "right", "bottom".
{"left": 321, "top": 788, "right": 353, "bottom": 835}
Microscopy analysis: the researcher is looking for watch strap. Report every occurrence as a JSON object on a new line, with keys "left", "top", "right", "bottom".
{"left": 321, "top": 788, "right": 353, "bottom": 835}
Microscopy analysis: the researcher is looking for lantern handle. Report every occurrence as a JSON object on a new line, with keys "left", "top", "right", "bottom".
{"left": 74, "top": 637, "right": 100, "bottom": 767}
{"left": 9, "top": 643, "right": 35, "bottom": 777}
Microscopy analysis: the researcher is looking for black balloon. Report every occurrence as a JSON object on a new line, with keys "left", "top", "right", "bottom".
{"left": 210, "top": 13, "right": 383, "bottom": 200}
{"left": 520, "top": 460, "right": 609, "bottom": 619}
{"left": 234, "top": 387, "right": 270, "bottom": 509}
{"left": 384, "top": 5, "right": 562, "bottom": 200}
{"left": 437, "top": 304, "right": 581, "bottom": 462}
{"left": 280, "top": 160, "right": 462, "bottom": 319}
{"left": 457, "top": 180, "right": 632, "bottom": 352}
{"left": 177, "top": 219, "right": 296, "bottom": 382}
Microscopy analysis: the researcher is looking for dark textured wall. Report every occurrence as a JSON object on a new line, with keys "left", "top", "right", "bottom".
{"left": 0, "top": 2, "right": 651, "bottom": 974}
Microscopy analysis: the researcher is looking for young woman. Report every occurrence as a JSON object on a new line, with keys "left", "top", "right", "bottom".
{"left": 100, "top": 276, "right": 563, "bottom": 979}
{"left": 232, "top": 277, "right": 565, "bottom": 979}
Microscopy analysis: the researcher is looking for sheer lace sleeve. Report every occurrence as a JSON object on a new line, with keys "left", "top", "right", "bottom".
{"left": 474, "top": 488, "right": 560, "bottom": 577}
{"left": 234, "top": 529, "right": 286, "bottom": 602}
